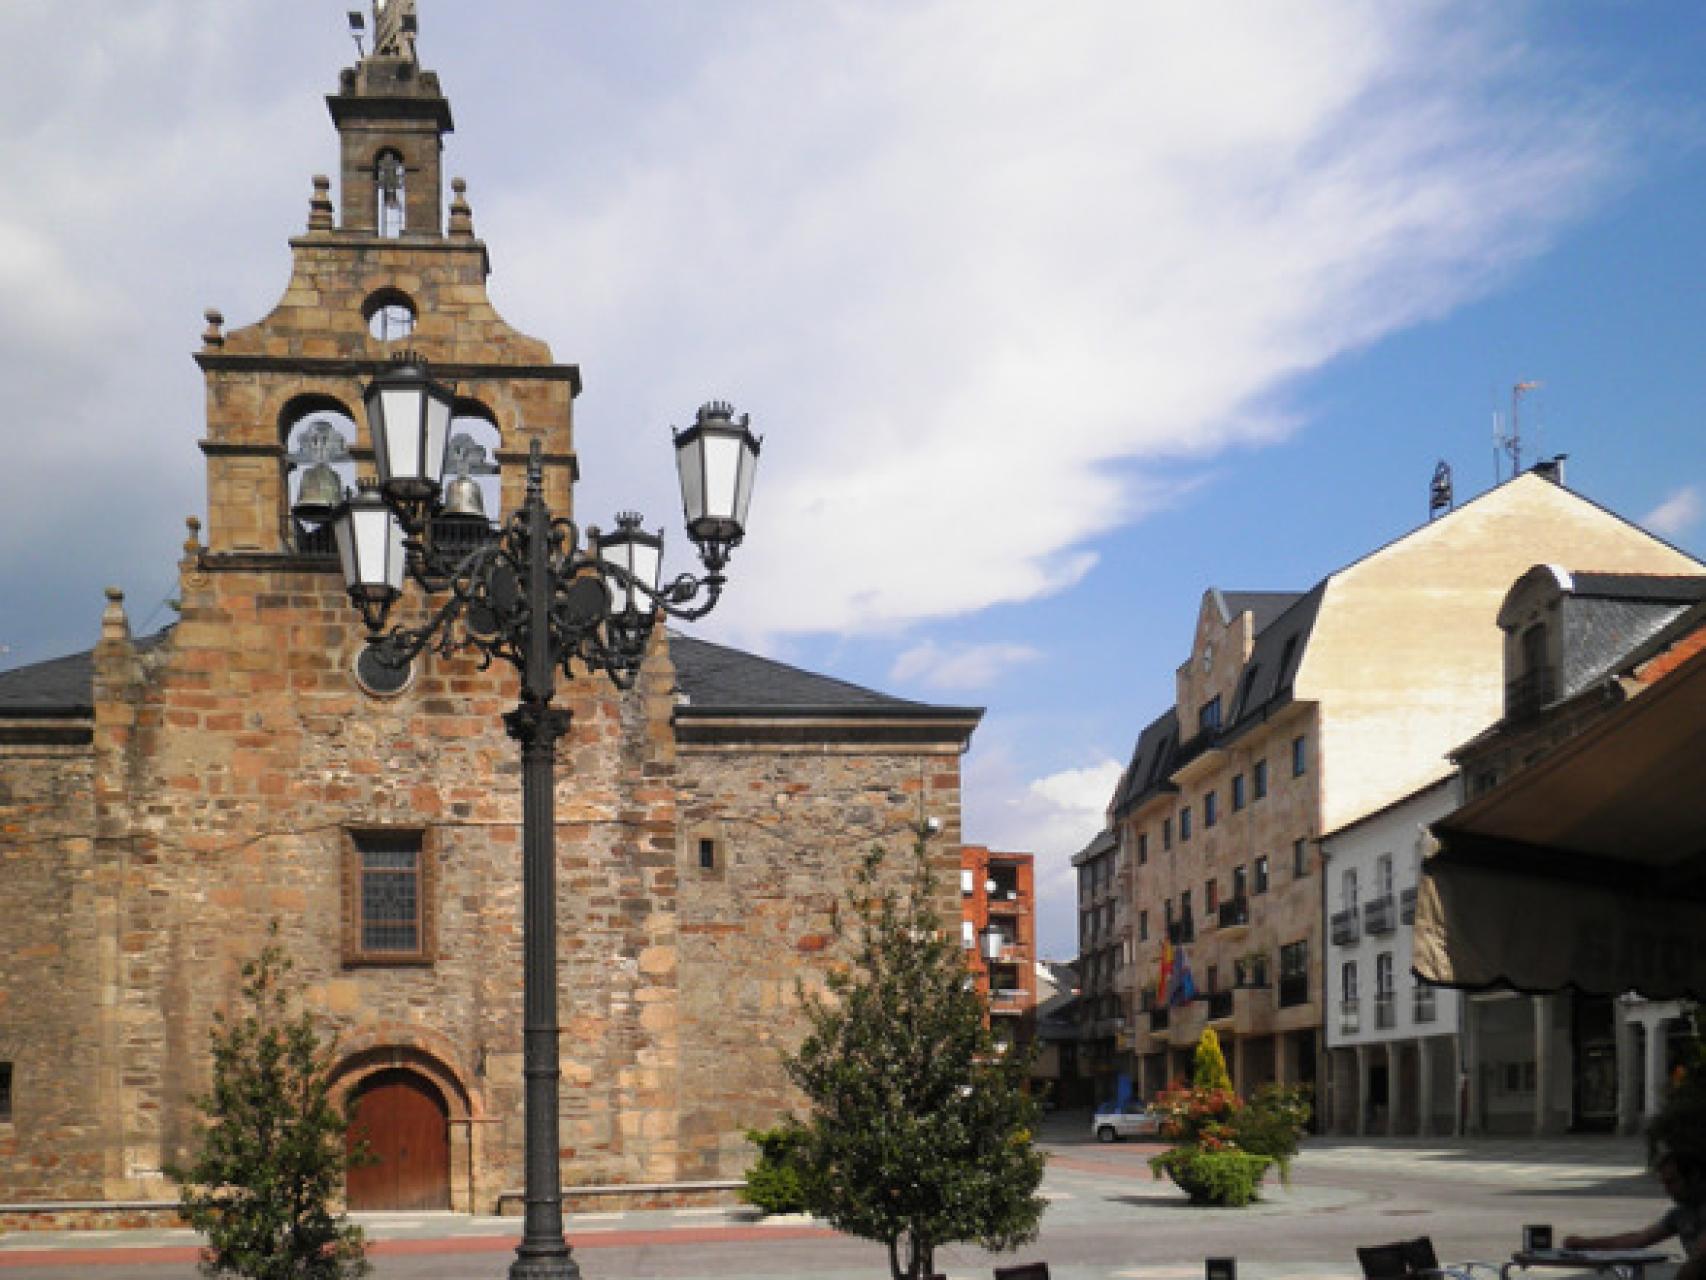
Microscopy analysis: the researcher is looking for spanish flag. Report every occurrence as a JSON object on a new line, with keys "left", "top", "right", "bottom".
{"left": 1157, "top": 937, "right": 1174, "bottom": 1003}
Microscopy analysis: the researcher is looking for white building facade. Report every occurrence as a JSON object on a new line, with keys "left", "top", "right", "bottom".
{"left": 1322, "top": 778, "right": 1463, "bottom": 1135}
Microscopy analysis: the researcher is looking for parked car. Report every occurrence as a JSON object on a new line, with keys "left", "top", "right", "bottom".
{"left": 1091, "top": 1100, "right": 1162, "bottom": 1142}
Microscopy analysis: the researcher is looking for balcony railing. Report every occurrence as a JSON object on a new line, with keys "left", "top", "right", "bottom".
{"left": 1413, "top": 985, "right": 1437, "bottom": 1024}
{"left": 1374, "top": 993, "right": 1396, "bottom": 1029}
{"left": 1364, "top": 894, "right": 1396, "bottom": 936}
{"left": 1400, "top": 886, "right": 1417, "bottom": 924}
{"left": 1217, "top": 897, "right": 1249, "bottom": 929}
{"left": 1506, "top": 664, "right": 1558, "bottom": 720}
{"left": 1167, "top": 915, "right": 1195, "bottom": 945}
{"left": 1206, "top": 990, "right": 1233, "bottom": 1020}
{"left": 1330, "top": 908, "right": 1359, "bottom": 946}
{"left": 1339, "top": 998, "right": 1360, "bottom": 1035}
{"left": 1278, "top": 974, "right": 1309, "bottom": 1008}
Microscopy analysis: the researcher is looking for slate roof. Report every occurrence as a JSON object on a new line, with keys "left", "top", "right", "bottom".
{"left": 1069, "top": 825, "right": 1117, "bottom": 868}
{"left": 667, "top": 631, "right": 977, "bottom": 719}
{"left": 0, "top": 632, "right": 171, "bottom": 716}
{"left": 1567, "top": 573, "right": 1706, "bottom": 605}
{"left": 0, "top": 628, "right": 971, "bottom": 722}
{"left": 1558, "top": 575, "right": 1706, "bottom": 703}
{"left": 1109, "top": 583, "right": 1325, "bottom": 819}
{"left": 1219, "top": 590, "right": 1305, "bottom": 635}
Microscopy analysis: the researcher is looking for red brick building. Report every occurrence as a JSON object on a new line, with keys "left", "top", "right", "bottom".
{"left": 960, "top": 845, "right": 1038, "bottom": 1048}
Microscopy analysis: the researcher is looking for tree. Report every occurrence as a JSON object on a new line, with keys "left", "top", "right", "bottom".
{"left": 1192, "top": 1028, "right": 1232, "bottom": 1091}
{"left": 167, "top": 930, "right": 369, "bottom": 1280}
{"left": 783, "top": 835, "right": 1047, "bottom": 1280}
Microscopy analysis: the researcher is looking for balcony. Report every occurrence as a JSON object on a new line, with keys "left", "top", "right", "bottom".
{"left": 1166, "top": 1000, "right": 1207, "bottom": 1047}
{"left": 1413, "top": 985, "right": 1437, "bottom": 1024}
{"left": 1148, "top": 1007, "right": 1170, "bottom": 1031}
{"left": 1374, "top": 993, "right": 1396, "bottom": 1029}
{"left": 1205, "top": 990, "right": 1234, "bottom": 1021}
{"left": 1364, "top": 894, "right": 1397, "bottom": 936}
{"left": 1330, "top": 908, "right": 1360, "bottom": 946}
{"left": 1167, "top": 915, "right": 1196, "bottom": 946}
{"left": 1229, "top": 981, "right": 1276, "bottom": 1035}
{"left": 1400, "top": 886, "right": 1418, "bottom": 924}
{"left": 1339, "top": 998, "right": 1360, "bottom": 1035}
{"left": 1277, "top": 974, "right": 1309, "bottom": 1009}
{"left": 1217, "top": 897, "right": 1249, "bottom": 931}
{"left": 1506, "top": 664, "right": 1558, "bottom": 720}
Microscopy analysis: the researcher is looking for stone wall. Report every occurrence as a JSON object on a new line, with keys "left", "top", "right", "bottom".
{"left": 673, "top": 739, "right": 964, "bottom": 1180}
{"left": 0, "top": 741, "right": 103, "bottom": 1201}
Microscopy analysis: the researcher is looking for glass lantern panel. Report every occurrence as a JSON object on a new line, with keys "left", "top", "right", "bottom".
{"left": 422, "top": 394, "right": 452, "bottom": 486}
{"left": 676, "top": 434, "right": 706, "bottom": 525}
{"left": 626, "top": 538, "right": 662, "bottom": 612}
{"left": 378, "top": 387, "right": 424, "bottom": 482}
{"left": 700, "top": 430, "right": 743, "bottom": 522}
{"left": 733, "top": 438, "right": 757, "bottom": 529}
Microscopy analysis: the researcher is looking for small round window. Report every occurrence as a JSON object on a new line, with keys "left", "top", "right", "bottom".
{"left": 363, "top": 289, "right": 417, "bottom": 342}
{"left": 353, "top": 647, "right": 414, "bottom": 698}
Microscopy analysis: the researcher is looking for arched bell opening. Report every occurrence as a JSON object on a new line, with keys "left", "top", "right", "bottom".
{"left": 375, "top": 148, "right": 407, "bottom": 238}
{"left": 428, "top": 400, "right": 502, "bottom": 559}
{"left": 281, "top": 396, "right": 359, "bottom": 554}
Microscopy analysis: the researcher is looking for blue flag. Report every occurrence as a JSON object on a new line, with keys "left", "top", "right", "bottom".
{"left": 1169, "top": 947, "right": 1197, "bottom": 1006}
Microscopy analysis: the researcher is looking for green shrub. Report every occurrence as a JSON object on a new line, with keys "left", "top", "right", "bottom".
{"left": 1229, "top": 1083, "right": 1311, "bottom": 1183}
{"left": 741, "top": 1124, "right": 811, "bottom": 1214}
{"left": 1149, "top": 1146, "right": 1271, "bottom": 1207}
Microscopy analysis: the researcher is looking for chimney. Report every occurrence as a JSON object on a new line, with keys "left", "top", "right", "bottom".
{"left": 1531, "top": 454, "right": 1568, "bottom": 487}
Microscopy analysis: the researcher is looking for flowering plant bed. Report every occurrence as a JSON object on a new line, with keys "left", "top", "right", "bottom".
{"left": 1149, "top": 1146, "right": 1271, "bottom": 1207}
{"left": 1145, "top": 1029, "right": 1309, "bottom": 1208}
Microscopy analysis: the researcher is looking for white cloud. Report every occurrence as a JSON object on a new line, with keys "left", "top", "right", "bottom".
{"left": 0, "top": 3, "right": 1632, "bottom": 665}
{"left": 1643, "top": 486, "right": 1702, "bottom": 538}
{"left": 964, "top": 747, "right": 1123, "bottom": 957}
{"left": 890, "top": 640, "right": 1041, "bottom": 691}
{"left": 508, "top": 2, "right": 1621, "bottom": 645}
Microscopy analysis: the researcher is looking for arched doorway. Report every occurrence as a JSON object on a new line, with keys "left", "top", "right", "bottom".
{"left": 346, "top": 1068, "right": 451, "bottom": 1210}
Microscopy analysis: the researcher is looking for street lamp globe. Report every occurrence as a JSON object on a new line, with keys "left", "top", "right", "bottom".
{"left": 332, "top": 478, "right": 407, "bottom": 630}
{"left": 673, "top": 401, "right": 761, "bottom": 567}
{"left": 364, "top": 353, "right": 456, "bottom": 508}
{"left": 598, "top": 513, "right": 664, "bottom": 618}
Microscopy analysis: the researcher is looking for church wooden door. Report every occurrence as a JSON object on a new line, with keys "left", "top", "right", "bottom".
{"left": 345, "top": 1069, "right": 450, "bottom": 1210}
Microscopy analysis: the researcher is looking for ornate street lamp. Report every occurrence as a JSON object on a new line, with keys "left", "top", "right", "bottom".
{"left": 314, "top": 352, "right": 760, "bottom": 1280}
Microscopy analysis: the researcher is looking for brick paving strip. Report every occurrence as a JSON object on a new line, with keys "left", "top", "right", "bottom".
{"left": 0, "top": 1223, "right": 838, "bottom": 1270}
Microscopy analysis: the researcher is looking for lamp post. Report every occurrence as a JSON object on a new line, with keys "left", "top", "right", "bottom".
{"left": 312, "top": 353, "right": 759, "bottom": 1280}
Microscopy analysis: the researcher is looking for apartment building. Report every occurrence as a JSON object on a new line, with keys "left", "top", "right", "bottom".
{"left": 1102, "top": 467, "right": 1700, "bottom": 1104}
{"left": 1070, "top": 827, "right": 1126, "bottom": 1102}
{"left": 962, "top": 845, "right": 1039, "bottom": 1049}
{"left": 1321, "top": 778, "right": 1462, "bottom": 1135}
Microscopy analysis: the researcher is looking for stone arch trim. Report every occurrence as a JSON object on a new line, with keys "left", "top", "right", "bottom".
{"left": 328, "top": 1027, "right": 480, "bottom": 1122}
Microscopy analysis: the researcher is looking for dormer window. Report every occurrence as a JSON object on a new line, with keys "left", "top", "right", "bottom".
{"left": 1199, "top": 696, "right": 1221, "bottom": 735}
{"left": 1506, "top": 621, "right": 1556, "bottom": 719}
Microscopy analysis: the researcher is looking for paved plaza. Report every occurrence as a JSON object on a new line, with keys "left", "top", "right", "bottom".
{"left": 0, "top": 1122, "right": 1679, "bottom": 1280}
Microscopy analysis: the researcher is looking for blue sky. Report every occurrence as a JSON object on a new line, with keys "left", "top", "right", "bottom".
{"left": 2, "top": 3, "right": 1704, "bottom": 957}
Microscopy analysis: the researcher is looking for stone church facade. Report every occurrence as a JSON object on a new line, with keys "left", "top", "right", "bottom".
{"left": 0, "top": 27, "right": 977, "bottom": 1215}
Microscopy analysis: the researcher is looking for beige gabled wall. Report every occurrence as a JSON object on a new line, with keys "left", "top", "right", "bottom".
{"left": 1298, "top": 473, "right": 1702, "bottom": 837}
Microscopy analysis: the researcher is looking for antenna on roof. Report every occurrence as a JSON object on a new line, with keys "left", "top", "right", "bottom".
{"left": 347, "top": 10, "right": 367, "bottom": 56}
{"left": 1428, "top": 460, "right": 1453, "bottom": 519}
{"left": 1494, "top": 380, "right": 1542, "bottom": 481}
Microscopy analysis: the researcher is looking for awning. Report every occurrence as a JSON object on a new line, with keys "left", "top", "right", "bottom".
{"left": 1414, "top": 642, "right": 1706, "bottom": 1000}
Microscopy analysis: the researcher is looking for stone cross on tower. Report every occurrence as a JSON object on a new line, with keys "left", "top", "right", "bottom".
{"left": 371, "top": 0, "right": 417, "bottom": 61}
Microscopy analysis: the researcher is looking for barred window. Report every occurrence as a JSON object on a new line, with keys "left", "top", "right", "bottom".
{"left": 345, "top": 829, "right": 432, "bottom": 965}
